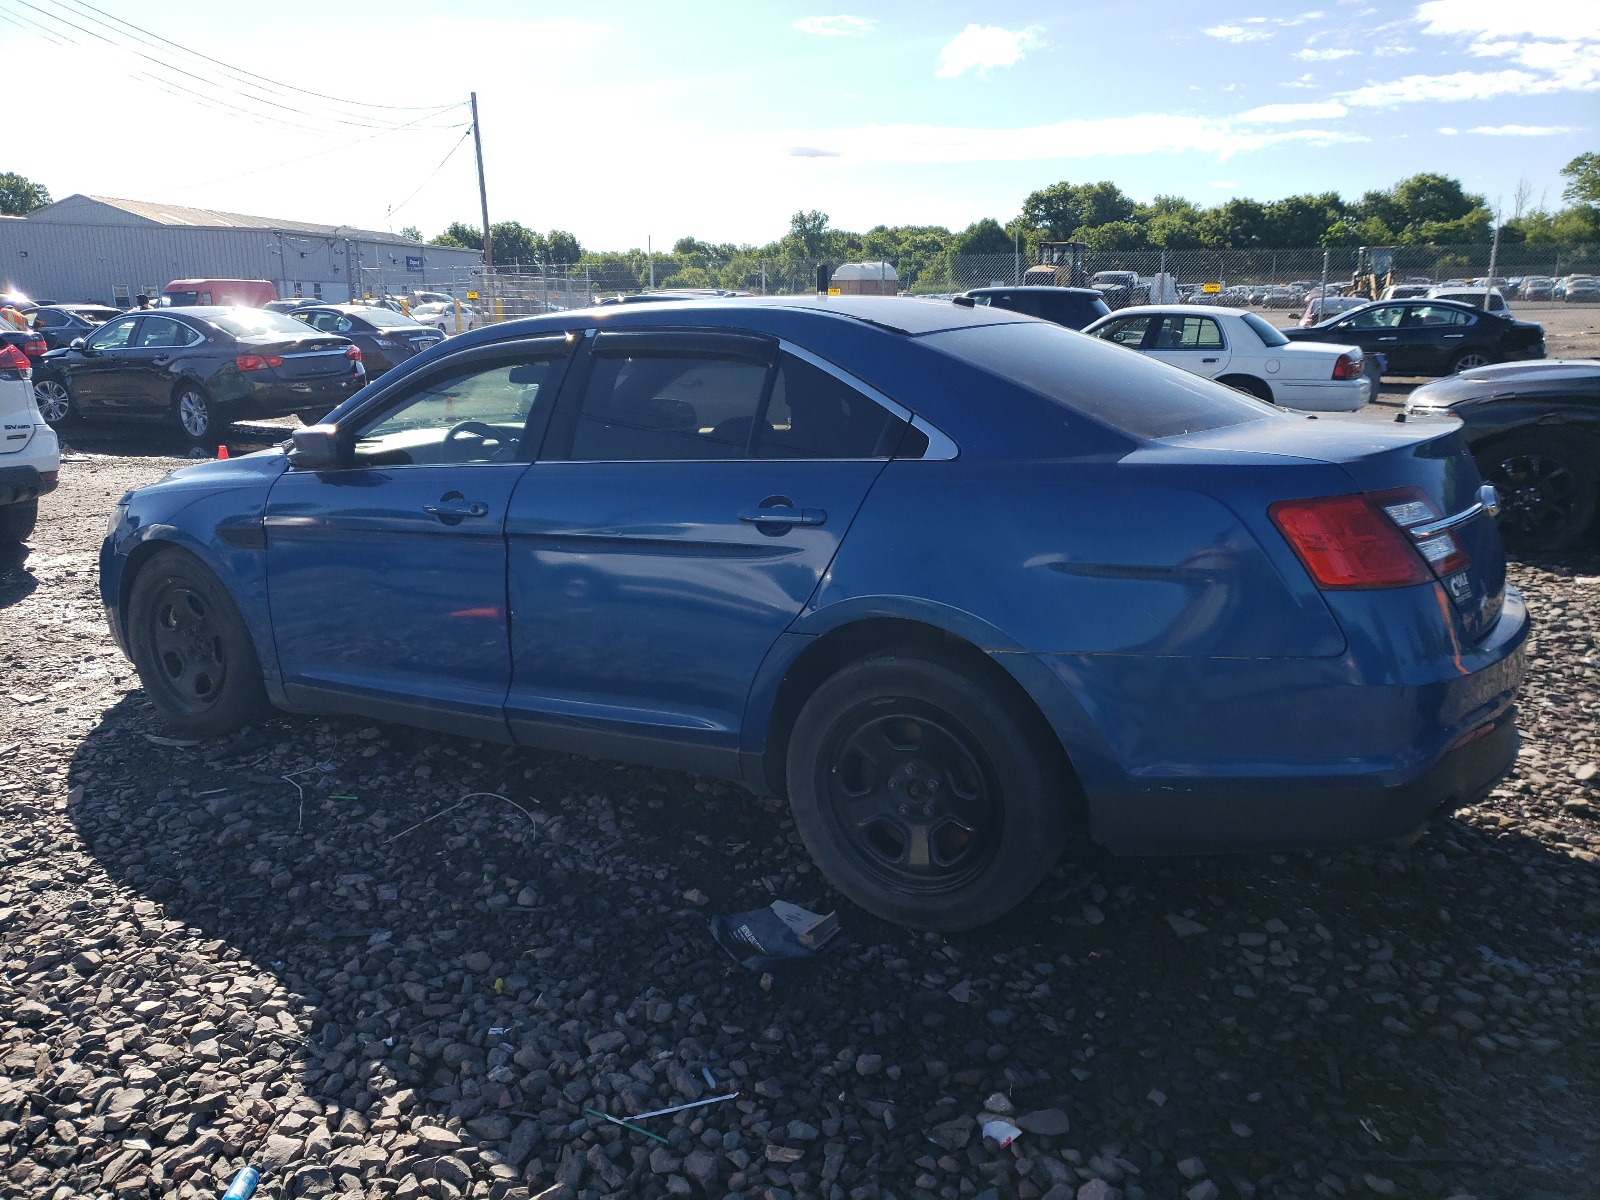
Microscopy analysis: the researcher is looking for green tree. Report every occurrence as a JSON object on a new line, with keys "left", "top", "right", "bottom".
{"left": 951, "top": 218, "right": 1012, "bottom": 256}
{"left": 489, "top": 220, "right": 543, "bottom": 265}
{"left": 1561, "top": 151, "right": 1600, "bottom": 206}
{"left": 785, "top": 210, "right": 832, "bottom": 258}
{"left": 1075, "top": 220, "right": 1146, "bottom": 252}
{"left": 399, "top": 225, "right": 422, "bottom": 242}
{"left": 1134, "top": 195, "right": 1204, "bottom": 248}
{"left": 0, "top": 172, "right": 50, "bottom": 216}
{"left": 1196, "top": 198, "right": 1269, "bottom": 247}
{"left": 1021, "top": 180, "right": 1135, "bottom": 239}
{"left": 545, "top": 230, "right": 583, "bottom": 265}
{"left": 430, "top": 221, "right": 482, "bottom": 249}
{"left": 1261, "top": 193, "right": 1347, "bottom": 246}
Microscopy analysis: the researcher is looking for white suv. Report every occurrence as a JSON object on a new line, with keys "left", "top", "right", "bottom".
{"left": 0, "top": 342, "right": 59, "bottom": 546}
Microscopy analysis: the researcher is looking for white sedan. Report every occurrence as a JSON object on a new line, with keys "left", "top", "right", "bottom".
{"left": 1082, "top": 305, "right": 1373, "bottom": 411}
{"left": 409, "top": 300, "right": 481, "bottom": 334}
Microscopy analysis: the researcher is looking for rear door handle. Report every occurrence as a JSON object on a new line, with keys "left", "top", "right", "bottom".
{"left": 1200, "top": 357, "right": 1219, "bottom": 363}
{"left": 1377, "top": 336, "right": 1399, "bottom": 341}
{"left": 1444, "top": 334, "right": 1465, "bottom": 339}
{"left": 738, "top": 506, "right": 825, "bottom": 528}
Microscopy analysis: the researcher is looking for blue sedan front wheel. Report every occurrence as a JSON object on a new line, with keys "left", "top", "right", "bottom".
{"left": 787, "top": 654, "right": 1069, "bottom": 931}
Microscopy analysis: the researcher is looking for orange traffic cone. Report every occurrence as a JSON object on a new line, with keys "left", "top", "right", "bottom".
{"left": 216, "top": 444, "right": 229, "bottom": 460}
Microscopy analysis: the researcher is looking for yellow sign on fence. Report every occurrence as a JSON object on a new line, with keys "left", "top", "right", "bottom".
{"left": 465, "top": 291, "right": 479, "bottom": 301}
{"left": 1202, "top": 282, "right": 1222, "bottom": 294}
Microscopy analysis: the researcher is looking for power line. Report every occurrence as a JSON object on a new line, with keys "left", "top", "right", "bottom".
{"left": 8, "top": 0, "right": 462, "bottom": 133}
{"left": 388, "top": 128, "right": 476, "bottom": 220}
{"left": 153, "top": 115, "right": 471, "bottom": 197}
{"left": 54, "top": 0, "right": 459, "bottom": 113}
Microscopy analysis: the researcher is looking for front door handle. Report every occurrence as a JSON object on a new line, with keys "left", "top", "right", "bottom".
{"left": 424, "top": 499, "right": 489, "bottom": 523}
{"left": 1200, "top": 357, "right": 1219, "bottom": 363}
{"left": 738, "top": 506, "right": 825, "bottom": 528}
{"left": 1444, "top": 333, "right": 1465, "bottom": 339}
{"left": 1377, "top": 336, "right": 1399, "bottom": 341}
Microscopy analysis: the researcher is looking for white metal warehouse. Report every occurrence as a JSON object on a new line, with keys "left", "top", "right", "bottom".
{"left": 0, "top": 195, "right": 483, "bottom": 307}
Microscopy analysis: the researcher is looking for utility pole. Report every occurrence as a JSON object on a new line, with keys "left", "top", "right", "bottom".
{"left": 1485, "top": 212, "right": 1502, "bottom": 306}
{"left": 470, "top": 91, "right": 493, "bottom": 310}
{"left": 648, "top": 235, "right": 654, "bottom": 289}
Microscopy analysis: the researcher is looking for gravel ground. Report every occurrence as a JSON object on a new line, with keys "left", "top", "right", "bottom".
{"left": 2, "top": 440, "right": 1598, "bottom": 1200}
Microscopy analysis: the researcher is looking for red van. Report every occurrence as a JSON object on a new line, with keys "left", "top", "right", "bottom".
{"left": 162, "top": 279, "right": 278, "bottom": 308}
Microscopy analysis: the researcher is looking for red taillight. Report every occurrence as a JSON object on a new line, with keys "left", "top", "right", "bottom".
{"left": 0, "top": 344, "right": 30, "bottom": 371}
{"left": 235, "top": 353, "right": 284, "bottom": 372}
{"left": 1269, "top": 493, "right": 1432, "bottom": 589}
{"left": 1331, "top": 351, "right": 1362, "bottom": 380}
{"left": 22, "top": 337, "right": 45, "bottom": 357}
{"left": 344, "top": 345, "right": 362, "bottom": 361}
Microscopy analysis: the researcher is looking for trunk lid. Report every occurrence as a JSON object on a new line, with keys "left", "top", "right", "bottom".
{"left": 242, "top": 335, "right": 354, "bottom": 380}
{"left": 1170, "top": 412, "right": 1506, "bottom": 641}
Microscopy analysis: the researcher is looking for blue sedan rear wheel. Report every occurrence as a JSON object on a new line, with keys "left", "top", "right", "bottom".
{"left": 787, "top": 654, "right": 1068, "bottom": 931}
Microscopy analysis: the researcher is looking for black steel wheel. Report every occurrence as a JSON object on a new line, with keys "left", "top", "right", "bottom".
{"left": 787, "top": 653, "right": 1070, "bottom": 931}
{"left": 128, "top": 547, "right": 269, "bottom": 737}
{"left": 1477, "top": 432, "right": 1599, "bottom": 552}
{"left": 0, "top": 499, "right": 36, "bottom": 546}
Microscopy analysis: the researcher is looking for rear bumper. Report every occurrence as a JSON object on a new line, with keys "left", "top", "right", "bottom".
{"left": 1029, "top": 582, "right": 1529, "bottom": 854}
{"left": 215, "top": 371, "right": 365, "bottom": 417}
{"left": 1272, "top": 378, "right": 1369, "bottom": 411}
{"left": 0, "top": 463, "right": 58, "bottom": 506}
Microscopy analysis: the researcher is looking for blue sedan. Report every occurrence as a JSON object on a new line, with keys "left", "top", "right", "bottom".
{"left": 100, "top": 296, "right": 1528, "bottom": 930}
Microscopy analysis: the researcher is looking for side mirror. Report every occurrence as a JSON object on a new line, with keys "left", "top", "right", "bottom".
{"left": 70, "top": 338, "right": 86, "bottom": 351}
{"left": 287, "top": 424, "right": 342, "bottom": 470}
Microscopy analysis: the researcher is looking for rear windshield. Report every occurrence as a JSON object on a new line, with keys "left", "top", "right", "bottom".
{"left": 1240, "top": 313, "right": 1289, "bottom": 346}
{"left": 360, "top": 308, "right": 426, "bottom": 328}
{"left": 923, "top": 321, "right": 1269, "bottom": 439}
{"left": 207, "top": 309, "right": 318, "bottom": 338}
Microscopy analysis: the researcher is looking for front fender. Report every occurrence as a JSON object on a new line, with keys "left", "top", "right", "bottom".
{"left": 101, "top": 452, "right": 286, "bottom": 699}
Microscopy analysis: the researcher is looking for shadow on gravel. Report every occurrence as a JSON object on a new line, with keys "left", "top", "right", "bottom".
{"left": 0, "top": 540, "right": 37, "bottom": 609}
{"left": 62, "top": 681, "right": 1600, "bottom": 1200}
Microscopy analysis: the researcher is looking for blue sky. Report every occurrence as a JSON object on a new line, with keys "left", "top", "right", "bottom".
{"left": 1, "top": 0, "right": 1594, "bottom": 248}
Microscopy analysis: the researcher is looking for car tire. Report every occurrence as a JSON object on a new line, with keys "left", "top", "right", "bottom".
{"left": 0, "top": 499, "right": 37, "bottom": 546}
{"left": 32, "top": 376, "right": 76, "bottom": 425}
{"left": 1476, "top": 431, "right": 1599, "bottom": 552}
{"left": 1221, "top": 375, "right": 1273, "bottom": 403}
{"left": 786, "top": 653, "right": 1069, "bottom": 931}
{"left": 127, "top": 546, "right": 271, "bottom": 739}
{"left": 1450, "top": 349, "right": 1494, "bottom": 374}
{"left": 172, "top": 384, "right": 219, "bottom": 445}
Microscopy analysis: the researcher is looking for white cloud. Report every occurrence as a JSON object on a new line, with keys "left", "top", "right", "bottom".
{"left": 1468, "top": 124, "right": 1579, "bottom": 136}
{"left": 768, "top": 113, "right": 1364, "bottom": 164}
{"left": 1236, "top": 101, "right": 1349, "bottom": 121}
{"left": 1373, "top": 44, "right": 1415, "bottom": 56}
{"left": 1340, "top": 66, "right": 1595, "bottom": 106}
{"left": 934, "top": 25, "right": 1041, "bottom": 77}
{"left": 793, "top": 14, "right": 873, "bottom": 36}
{"left": 1438, "top": 126, "right": 1459, "bottom": 135}
{"left": 1415, "top": 1, "right": 1600, "bottom": 43}
{"left": 1295, "top": 47, "right": 1355, "bottom": 59}
{"left": 787, "top": 146, "right": 841, "bottom": 157}
{"left": 1205, "top": 24, "right": 1273, "bottom": 43}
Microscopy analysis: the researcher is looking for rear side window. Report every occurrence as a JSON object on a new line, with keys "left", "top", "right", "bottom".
{"left": 572, "top": 354, "right": 769, "bottom": 461}
{"left": 1240, "top": 313, "right": 1289, "bottom": 346}
{"left": 1091, "top": 315, "right": 1153, "bottom": 346}
{"left": 1153, "top": 316, "right": 1223, "bottom": 350}
{"left": 924, "top": 321, "right": 1267, "bottom": 439}
{"left": 759, "top": 351, "right": 905, "bottom": 459}
{"left": 1406, "top": 305, "right": 1472, "bottom": 327}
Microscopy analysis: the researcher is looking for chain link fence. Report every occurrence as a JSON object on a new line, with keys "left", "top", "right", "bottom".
{"left": 348, "top": 242, "right": 1600, "bottom": 325}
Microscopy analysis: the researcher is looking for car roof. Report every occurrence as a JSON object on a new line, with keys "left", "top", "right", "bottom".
{"left": 1087, "top": 304, "right": 1255, "bottom": 318}
{"left": 575, "top": 294, "right": 1032, "bottom": 337}
{"left": 966, "top": 286, "right": 1104, "bottom": 297}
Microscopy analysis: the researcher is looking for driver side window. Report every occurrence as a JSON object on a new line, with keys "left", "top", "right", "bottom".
{"left": 88, "top": 316, "right": 140, "bottom": 351}
{"left": 352, "top": 357, "right": 559, "bottom": 467}
{"left": 1344, "top": 305, "right": 1404, "bottom": 330}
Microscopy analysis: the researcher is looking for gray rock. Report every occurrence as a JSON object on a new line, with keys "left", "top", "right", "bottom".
{"left": 1016, "top": 1108, "right": 1070, "bottom": 1136}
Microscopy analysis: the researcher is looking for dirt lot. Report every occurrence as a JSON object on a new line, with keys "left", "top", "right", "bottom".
{"left": 0, "top": 414, "right": 1598, "bottom": 1200}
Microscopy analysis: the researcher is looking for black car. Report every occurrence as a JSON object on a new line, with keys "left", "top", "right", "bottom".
{"left": 1405, "top": 360, "right": 1599, "bottom": 551}
{"left": 1283, "top": 297, "right": 1544, "bottom": 376}
{"left": 31, "top": 307, "right": 365, "bottom": 443}
{"left": 962, "top": 286, "right": 1111, "bottom": 330}
{"left": 288, "top": 304, "right": 444, "bottom": 379}
{"left": 25, "top": 304, "right": 122, "bottom": 350}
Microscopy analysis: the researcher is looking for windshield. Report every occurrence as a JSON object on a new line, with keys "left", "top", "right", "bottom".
{"left": 1240, "top": 313, "right": 1289, "bottom": 346}
{"left": 207, "top": 309, "right": 321, "bottom": 338}
{"left": 924, "top": 320, "right": 1270, "bottom": 439}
